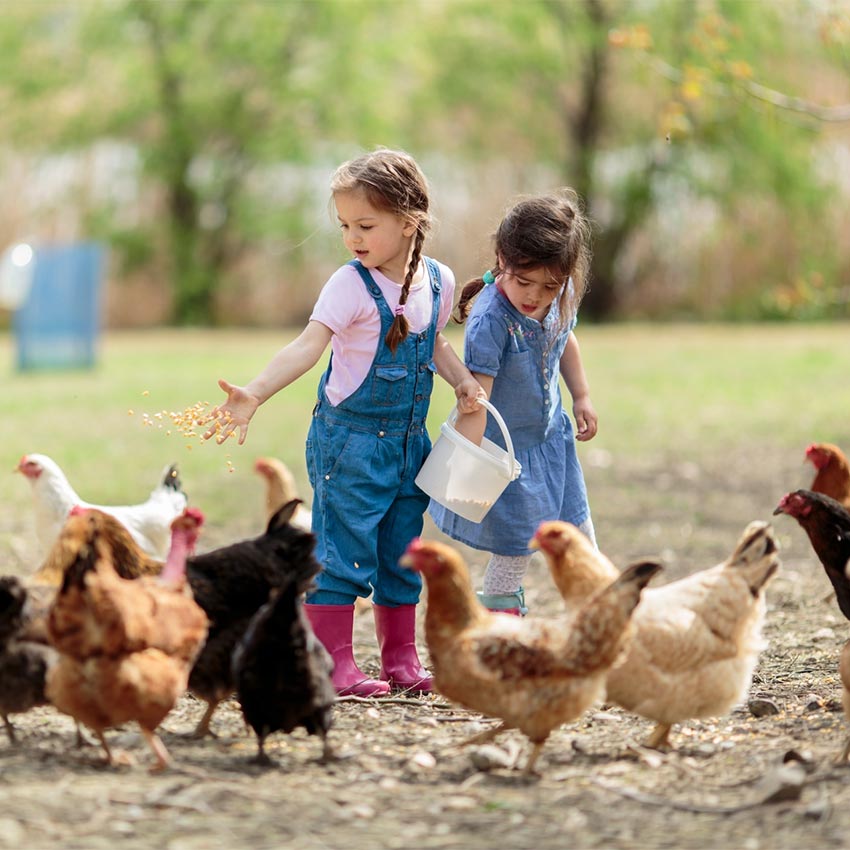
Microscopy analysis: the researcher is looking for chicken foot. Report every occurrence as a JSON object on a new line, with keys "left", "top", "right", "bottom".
{"left": 318, "top": 734, "right": 338, "bottom": 764}
{"left": 522, "top": 741, "right": 547, "bottom": 776}
{"left": 645, "top": 722, "right": 673, "bottom": 751}
{"left": 836, "top": 735, "right": 850, "bottom": 764}
{"left": 140, "top": 727, "right": 172, "bottom": 772}
{"left": 2, "top": 714, "right": 16, "bottom": 744}
{"left": 96, "top": 731, "right": 134, "bottom": 767}
{"left": 251, "top": 735, "right": 274, "bottom": 766}
{"left": 189, "top": 700, "right": 219, "bottom": 739}
{"left": 459, "top": 721, "right": 510, "bottom": 748}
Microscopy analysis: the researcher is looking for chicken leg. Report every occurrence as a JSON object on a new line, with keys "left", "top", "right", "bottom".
{"left": 140, "top": 727, "right": 171, "bottom": 772}
{"left": 645, "top": 722, "right": 673, "bottom": 750}
{"left": 459, "top": 721, "right": 510, "bottom": 748}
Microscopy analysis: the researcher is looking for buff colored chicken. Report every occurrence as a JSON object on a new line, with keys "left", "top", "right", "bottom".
{"left": 45, "top": 507, "right": 208, "bottom": 770}
{"left": 401, "top": 538, "right": 661, "bottom": 773}
{"left": 530, "top": 520, "right": 780, "bottom": 749}
{"left": 254, "top": 457, "right": 312, "bottom": 531}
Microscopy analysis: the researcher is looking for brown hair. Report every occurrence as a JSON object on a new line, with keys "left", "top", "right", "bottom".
{"left": 331, "top": 148, "right": 431, "bottom": 355}
{"left": 455, "top": 188, "right": 592, "bottom": 332}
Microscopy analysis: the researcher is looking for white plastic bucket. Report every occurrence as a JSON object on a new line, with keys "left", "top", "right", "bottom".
{"left": 416, "top": 398, "right": 521, "bottom": 523}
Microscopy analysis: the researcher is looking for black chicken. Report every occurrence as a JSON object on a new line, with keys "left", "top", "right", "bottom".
{"left": 774, "top": 489, "right": 850, "bottom": 619}
{"left": 232, "top": 579, "right": 335, "bottom": 765}
{"left": 185, "top": 499, "right": 322, "bottom": 737}
{"left": 0, "top": 576, "right": 57, "bottom": 742}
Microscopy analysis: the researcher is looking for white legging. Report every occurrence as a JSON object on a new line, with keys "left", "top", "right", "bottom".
{"left": 482, "top": 517, "right": 598, "bottom": 595}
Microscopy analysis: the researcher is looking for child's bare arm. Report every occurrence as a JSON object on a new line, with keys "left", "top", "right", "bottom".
{"left": 560, "top": 333, "right": 597, "bottom": 441}
{"left": 432, "top": 332, "right": 486, "bottom": 414}
{"left": 206, "top": 321, "right": 332, "bottom": 445}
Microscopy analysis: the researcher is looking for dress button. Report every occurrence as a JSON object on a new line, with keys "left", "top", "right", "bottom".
{"left": 544, "top": 383, "right": 549, "bottom": 389}
{"left": 324, "top": 474, "right": 330, "bottom": 480}
{"left": 378, "top": 430, "right": 385, "bottom": 437}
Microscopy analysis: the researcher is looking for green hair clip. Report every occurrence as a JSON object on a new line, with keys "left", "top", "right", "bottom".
{"left": 482, "top": 270, "right": 495, "bottom": 285}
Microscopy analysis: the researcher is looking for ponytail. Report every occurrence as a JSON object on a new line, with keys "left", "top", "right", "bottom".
{"left": 453, "top": 271, "right": 494, "bottom": 324}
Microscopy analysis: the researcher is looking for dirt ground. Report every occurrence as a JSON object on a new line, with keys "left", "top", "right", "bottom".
{"left": 2, "top": 443, "right": 850, "bottom": 850}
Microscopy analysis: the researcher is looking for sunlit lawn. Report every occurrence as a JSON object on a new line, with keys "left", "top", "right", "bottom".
{"left": 2, "top": 322, "right": 849, "bottom": 558}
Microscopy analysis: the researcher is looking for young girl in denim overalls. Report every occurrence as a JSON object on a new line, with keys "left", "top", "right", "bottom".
{"left": 430, "top": 190, "right": 598, "bottom": 616}
{"left": 207, "top": 149, "right": 481, "bottom": 697}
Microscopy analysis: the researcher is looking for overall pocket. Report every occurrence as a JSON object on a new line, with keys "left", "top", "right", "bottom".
{"left": 371, "top": 364, "right": 408, "bottom": 406}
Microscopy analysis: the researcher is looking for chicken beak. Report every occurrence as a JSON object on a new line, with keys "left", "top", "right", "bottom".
{"left": 399, "top": 537, "right": 422, "bottom": 569}
{"left": 528, "top": 534, "right": 540, "bottom": 551}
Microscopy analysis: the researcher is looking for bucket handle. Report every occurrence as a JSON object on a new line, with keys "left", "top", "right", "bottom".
{"left": 448, "top": 398, "right": 520, "bottom": 480}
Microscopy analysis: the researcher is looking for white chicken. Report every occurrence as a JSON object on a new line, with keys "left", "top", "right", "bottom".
{"left": 16, "top": 453, "right": 188, "bottom": 561}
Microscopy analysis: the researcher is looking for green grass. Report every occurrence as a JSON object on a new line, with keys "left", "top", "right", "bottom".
{"left": 2, "top": 323, "right": 849, "bottom": 552}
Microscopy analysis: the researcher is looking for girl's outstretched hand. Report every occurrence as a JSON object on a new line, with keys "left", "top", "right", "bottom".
{"left": 573, "top": 395, "right": 598, "bottom": 442}
{"left": 203, "top": 378, "right": 260, "bottom": 445}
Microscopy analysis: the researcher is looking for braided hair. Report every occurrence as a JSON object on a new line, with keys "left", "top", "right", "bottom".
{"left": 331, "top": 149, "right": 431, "bottom": 355}
{"left": 455, "top": 188, "right": 592, "bottom": 332}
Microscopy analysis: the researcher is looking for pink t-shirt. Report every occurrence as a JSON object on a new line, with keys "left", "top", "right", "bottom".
{"left": 310, "top": 260, "right": 456, "bottom": 405}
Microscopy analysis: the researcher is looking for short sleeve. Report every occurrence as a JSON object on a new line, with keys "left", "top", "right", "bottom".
{"left": 464, "top": 310, "right": 509, "bottom": 377}
{"left": 310, "top": 266, "right": 373, "bottom": 334}
{"left": 434, "top": 262, "right": 456, "bottom": 331}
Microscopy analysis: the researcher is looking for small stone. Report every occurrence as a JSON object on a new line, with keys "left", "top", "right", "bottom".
{"left": 748, "top": 697, "right": 780, "bottom": 717}
{"left": 469, "top": 744, "right": 514, "bottom": 771}
{"left": 409, "top": 750, "right": 436, "bottom": 769}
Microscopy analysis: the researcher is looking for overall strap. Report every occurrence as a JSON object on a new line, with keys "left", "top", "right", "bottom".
{"left": 348, "top": 259, "right": 384, "bottom": 300}
{"left": 423, "top": 257, "right": 442, "bottom": 294}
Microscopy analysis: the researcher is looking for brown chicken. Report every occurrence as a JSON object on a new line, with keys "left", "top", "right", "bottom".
{"left": 31, "top": 506, "right": 163, "bottom": 588}
{"left": 530, "top": 520, "right": 780, "bottom": 749}
{"left": 806, "top": 443, "right": 850, "bottom": 509}
{"left": 400, "top": 538, "right": 661, "bottom": 773}
{"left": 45, "top": 508, "right": 208, "bottom": 770}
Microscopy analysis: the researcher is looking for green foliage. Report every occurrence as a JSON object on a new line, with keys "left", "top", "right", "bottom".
{"left": 0, "top": 0, "right": 847, "bottom": 323}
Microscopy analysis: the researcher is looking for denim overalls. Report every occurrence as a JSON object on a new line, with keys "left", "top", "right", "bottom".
{"left": 305, "top": 259, "right": 442, "bottom": 607}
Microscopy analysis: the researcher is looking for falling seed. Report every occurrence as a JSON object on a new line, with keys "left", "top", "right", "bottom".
{"left": 142, "top": 390, "right": 150, "bottom": 396}
{"left": 128, "top": 410, "right": 134, "bottom": 416}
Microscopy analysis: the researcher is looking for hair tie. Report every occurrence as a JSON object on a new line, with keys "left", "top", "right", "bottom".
{"left": 482, "top": 270, "right": 495, "bottom": 285}
{"left": 394, "top": 304, "right": 405, "bottom": 317}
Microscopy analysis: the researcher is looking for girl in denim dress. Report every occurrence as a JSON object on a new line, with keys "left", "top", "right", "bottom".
{"left": 429, "top": 190, "right": 597, "bottom": 616}
{"left": 206, "top": 149, "right": 481, "bottom": 696}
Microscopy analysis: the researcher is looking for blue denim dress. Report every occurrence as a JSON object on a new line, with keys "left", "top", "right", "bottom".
{"left": 305, "top": 259, "right": 442, "bottom": 606}
{"left": 429, "top": 284, "right": 590, "bottom": 556}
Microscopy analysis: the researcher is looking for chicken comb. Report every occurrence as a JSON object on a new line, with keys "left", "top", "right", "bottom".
{"left": 180, "top": 506, "right": 205, "bottom": 528}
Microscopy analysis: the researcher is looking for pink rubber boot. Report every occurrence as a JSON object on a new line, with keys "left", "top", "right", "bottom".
{"left": 304, "top": 603, "right": 390, "bottom": 697}
{"left": 373, "top": 603, "right": 433, "bottom": 694}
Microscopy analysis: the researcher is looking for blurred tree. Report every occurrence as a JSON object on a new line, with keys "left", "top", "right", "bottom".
{"left": 0, "top": 0, "right": 847, "bottom": 323}
{"left": 420, "top": 0, "right": 847, "bottom": 319}
{"left": 0, "top": 0, "right": 413, "bottom": 324}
